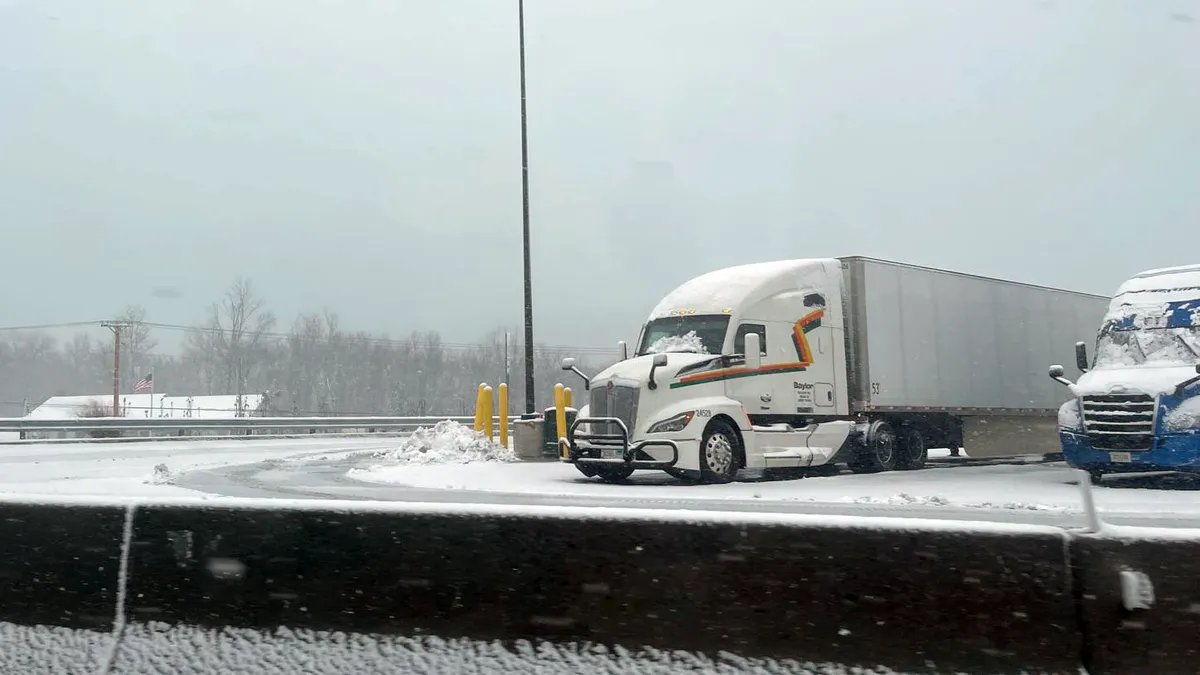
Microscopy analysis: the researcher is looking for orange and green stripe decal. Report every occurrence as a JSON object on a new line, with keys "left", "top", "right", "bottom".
{"left": 669, "top": 309, "right": 826, "bottom": 389}
{"left": 670, "top": 361, "right": 811, "bottom": 388}
{"left": 791, "top": 309, "right": 824, "bottom": 367}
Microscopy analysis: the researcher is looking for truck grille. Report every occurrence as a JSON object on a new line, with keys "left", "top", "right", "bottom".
{"left": 1081, "top": 393, "right": 1157, "bottom": 451}
{"left": 589, "top": 383, "right": 640, "bottom": 436}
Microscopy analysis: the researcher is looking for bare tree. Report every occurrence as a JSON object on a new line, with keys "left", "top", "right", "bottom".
{"left": 105, "top": 305, "right": 157, "bottom": 390}
{"left": 205, "top": 278, "right": 277, "bottom": 414}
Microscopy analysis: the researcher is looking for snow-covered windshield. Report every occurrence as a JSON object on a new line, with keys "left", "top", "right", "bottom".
{"left": 1095, "top": 326, "right": 1200, "bottom": 368}
{"left": 1094, "top": 305, "right": 1200, "bottom": 367}
{"left": 637, "top": 316, "right": 730, "bottom": 355}
{"left": 1094, "top": 301, "right": 1200, "bottom": 368}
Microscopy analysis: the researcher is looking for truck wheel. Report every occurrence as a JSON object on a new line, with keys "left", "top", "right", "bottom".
{"left": 595, "top": 465, "right": 635, "bottom": 483}
{"left": 574, "top": 464, "right": 599, "bottom": 478}
{"left": 699, "top": 419, "right": 741, "bottom": 484}
{"left": 849, "top": 420, "right": 898, "bottom": 474}
{"left": 897, "top": 427, "right": 928, "bottom": 470}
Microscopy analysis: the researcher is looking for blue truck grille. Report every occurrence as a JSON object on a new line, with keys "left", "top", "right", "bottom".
{"left": 1081, "top": 393, "right": 1156, "bottom": 451}
{"left": 589, "top": 383, "right": 640, "bottom": 436}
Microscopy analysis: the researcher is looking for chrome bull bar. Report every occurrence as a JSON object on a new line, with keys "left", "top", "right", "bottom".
{"left": 561, "top": 416, "right": 679, "bottom": 469}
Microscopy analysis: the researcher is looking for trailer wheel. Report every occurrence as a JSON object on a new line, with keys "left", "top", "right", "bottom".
{"left": 897, "top": 427, "right": 928, "bottom": 470}
{"left": 699, "top": 419, "right": 741, "bottom": 484}
{"left": 849, "top": 420, "right": 898, "bottom": 474}
{"left": 595, "top": 465, "right": 635, "bottom": 483}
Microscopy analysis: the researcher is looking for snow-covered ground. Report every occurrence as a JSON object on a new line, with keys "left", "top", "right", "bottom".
{"left": 0, "top": 437, "right": 404, "bottom": 498}
{"left": 341, "top": 423, "right": 1200, "bottom": 522}
{"left": 6, "top": 421, "right": 1200, "bottom": 528}
{"left": 0, "top": 620, "right": 945, "bottom": 675}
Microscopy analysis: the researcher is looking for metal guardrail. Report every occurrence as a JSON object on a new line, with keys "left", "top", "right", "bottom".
{"left": 0, "top": 415, "right": 524, "bottom": 441}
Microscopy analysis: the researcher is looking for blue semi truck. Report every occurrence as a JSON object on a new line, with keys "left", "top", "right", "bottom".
{"left": 1050, "top": 264, "right": 1200, "bottom": 483}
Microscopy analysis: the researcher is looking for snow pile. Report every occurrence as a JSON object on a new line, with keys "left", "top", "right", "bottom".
{"left": 647, "top": 331, "right": 709, "bottom": 354}
{"left": 145, "top": 463, "right": 176, "bottom": 485}
{"left": 848, "top": 492, "right": 1069, "bottom": 513}
{"left": 366, "top": 420, "right": 517, "bottom": 465}
{"left": 850, "top": 493, "right": 951, "bottom": 507}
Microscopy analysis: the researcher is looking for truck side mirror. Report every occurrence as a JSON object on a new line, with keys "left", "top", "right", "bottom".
{"left": 648, "top": 353, "right": 668, "bottom": 390}
{"left": 1075, "top": 342, "right": 1090, "bottom": 373}
{"left": 1048, "top": 364, "right": 1074, "bottom": 387}
{"left": 617, "top": 340, "right": 628, "bottom": 361}
{"left": 561, "top": 357, "right": 591, "bottom": 391}
{"left": 744, "top": 333, "right": 762, "bottom": 370}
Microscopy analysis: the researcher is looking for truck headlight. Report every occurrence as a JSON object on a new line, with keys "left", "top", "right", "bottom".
{"left": 647, "top": 411, "right": 695, "bottom": 434}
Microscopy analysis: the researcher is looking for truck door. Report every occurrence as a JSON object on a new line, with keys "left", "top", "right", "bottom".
{"left": 791, "top": 292, "right": 838, "bottom": 415}
{"left": 729, "top": 322, "right": 772, "bottom": 416}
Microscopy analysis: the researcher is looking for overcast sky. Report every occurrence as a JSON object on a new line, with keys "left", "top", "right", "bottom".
{"left": 1, "top": 0, "right": 1197, "bottom": 350}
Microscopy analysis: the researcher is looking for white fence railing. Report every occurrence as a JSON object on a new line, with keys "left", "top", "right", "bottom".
{"left": 0, "top": 415, "right": 523, "bottom": 443}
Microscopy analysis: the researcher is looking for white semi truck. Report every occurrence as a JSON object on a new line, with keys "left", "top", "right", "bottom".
{"left": 560, "top": 256, "right": 1109, "bottom": 483}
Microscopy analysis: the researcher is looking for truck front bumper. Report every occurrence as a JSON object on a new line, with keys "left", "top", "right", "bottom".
{"left": 1060, "top": 430, "right": 1200, "bottom": 472}
{"left": 561, "top": 416, "right": 681, "bottom": 470}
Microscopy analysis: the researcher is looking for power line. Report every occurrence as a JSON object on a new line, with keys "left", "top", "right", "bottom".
{"left": 0, "top": 321, "right": 104, "bottom": 332}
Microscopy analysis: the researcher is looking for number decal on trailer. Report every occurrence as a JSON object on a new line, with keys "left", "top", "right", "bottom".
{"left": 871, "top": 382, "right": 881, "bottom": 395}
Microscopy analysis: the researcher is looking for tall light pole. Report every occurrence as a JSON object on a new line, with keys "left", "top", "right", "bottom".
{"left": 518, "top": 0, "right": 536, "bottom": 416}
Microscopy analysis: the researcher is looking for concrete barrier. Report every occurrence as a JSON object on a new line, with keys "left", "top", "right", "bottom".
{"left": 19, "top": 498, "right": 1200, "bottom": 673}
{"left": 117, "top": 503, "right": 1080, "bottom": 674}
{"left": 0, "top": 502, "right": 126, "bottom": 630}
{"left": 0, "top": 502, "right": 128, "bottom": 674}
{"left": 1072, "top": 526, "right": 1200, "bottom": 675}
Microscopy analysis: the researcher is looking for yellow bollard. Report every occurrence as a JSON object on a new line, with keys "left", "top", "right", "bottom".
{"left": 473, "top": 383, "right": 487, "bottom": 432}
{"left": 482, "top": 385, "right": 495, "bottom": 440}
{"left": 564, "top": 386, "right": 573, "bottom": 409}
{"left": 554, "top": 382, "right": 568, "bottom": 458}
{"left": 498, "top": 383, "right": 509, "bottom": 448}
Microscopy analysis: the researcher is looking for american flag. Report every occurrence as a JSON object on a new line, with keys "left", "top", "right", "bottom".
{"left": 134, "top": 372, "right": 153, "bottom": 392}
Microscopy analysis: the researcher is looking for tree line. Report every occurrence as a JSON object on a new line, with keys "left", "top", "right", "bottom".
{"left": 0, "top": 278, "right": 617, "bottom": 418}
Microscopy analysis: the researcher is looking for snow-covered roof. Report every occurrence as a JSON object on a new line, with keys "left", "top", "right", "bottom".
{"left": 26, "top": 394, "right": 161, "bottom": 420}
{"left": 26, "top": 393, "right": 264, "bottom": 420}
{"left": 1113, "top": 263, "right": 1200, "bottom": 304}
{"left": 646, "top": 258, "right": 838, "bottom": 320}
{"left": 157, "top": 394, "right": 265, "bottom": 419}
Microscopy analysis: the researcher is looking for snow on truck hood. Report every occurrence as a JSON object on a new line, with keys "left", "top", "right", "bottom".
{"left": 590, "top": 352, "right": 716, "bottom": 387}
{"left": 1073, "top": 365, "right": 1199, "bottom": 398}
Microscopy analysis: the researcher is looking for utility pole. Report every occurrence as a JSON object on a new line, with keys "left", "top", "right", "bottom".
{"left": 101, "top": 321, "right": 130, "bottom": 416}
{"left": 518, "top": 0, "right": 536, "bottom": 416}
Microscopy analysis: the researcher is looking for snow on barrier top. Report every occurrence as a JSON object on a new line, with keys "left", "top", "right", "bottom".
{"left": 0, "top": 492, "right": 1068, "bottom": 534}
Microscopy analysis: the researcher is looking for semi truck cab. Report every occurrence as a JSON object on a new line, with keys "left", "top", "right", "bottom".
{"left": 561, "top": 259, "right": 870, "bottom": 483}
{"left": 1050, "top": 264, "right": 1200, "bottom": 482}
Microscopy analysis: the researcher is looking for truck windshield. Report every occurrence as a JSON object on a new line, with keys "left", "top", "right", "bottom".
{"left": 1095, "top": 327, "right": 1200, "bottom": 368}
{"left": 637, "top": 315, "right": 730, "bottom": 355}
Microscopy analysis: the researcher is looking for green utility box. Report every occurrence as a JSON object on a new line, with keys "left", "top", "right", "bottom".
{"left": 542, "top": 406, "right": 578, "bottom": 457}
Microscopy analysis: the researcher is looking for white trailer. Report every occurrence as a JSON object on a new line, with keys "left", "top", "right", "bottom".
{"left": 561, "top": 256, "right": 1108, "bottom": 483}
